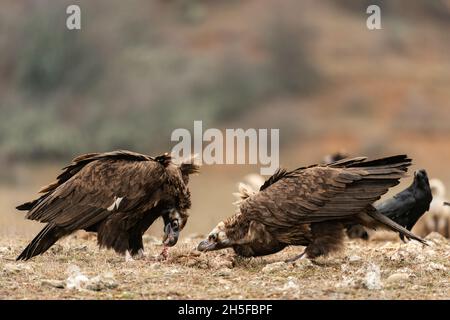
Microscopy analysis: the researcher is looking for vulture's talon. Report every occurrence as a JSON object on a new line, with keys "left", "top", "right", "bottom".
{"left": 284, "top": 252, "right": 306, "bottom": 263}
{"left": 125, "top": 250, "right": 134, "bottom": 262}
{"left": 133, "top": 249, "right": 146, "bottom": 260}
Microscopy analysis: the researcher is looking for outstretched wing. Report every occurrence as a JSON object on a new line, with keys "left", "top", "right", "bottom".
{"left": 20, "top": 151, "right": 169, "bottom": 231}
{"left": 240, "top": 155, "right": 411, "bottom": 228}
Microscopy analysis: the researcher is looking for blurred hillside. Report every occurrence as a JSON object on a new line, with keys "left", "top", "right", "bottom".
{"left": 1, "top": 0, "right": 450, "bottom": 235}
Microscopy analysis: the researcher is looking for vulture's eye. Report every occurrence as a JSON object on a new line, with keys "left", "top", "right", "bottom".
{"left": 209, "top": 233, "right": 218, "bottom": 242}
{"left": 171, "top": 219, "right": 179, "bottom": 232}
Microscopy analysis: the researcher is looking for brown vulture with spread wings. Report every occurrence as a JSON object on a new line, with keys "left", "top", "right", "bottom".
{"left": 198, "top": 155, "right": 426, "bottom": 261}
{"left": 16, "top": 150, "right": 199, "bottom": 261}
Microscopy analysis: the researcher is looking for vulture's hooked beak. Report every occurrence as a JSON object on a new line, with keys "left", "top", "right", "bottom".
{"left": 197, "top": 239, "right": 218, "bottom": 252}
{"left": 163, "top": 221, "right": 179, "bottom": 247}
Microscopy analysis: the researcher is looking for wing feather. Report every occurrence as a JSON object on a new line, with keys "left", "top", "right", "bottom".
{"left": 23, "top": 155, "right": 168, "bottom": 230}
{"left": 240, "top": 156, "right": 411, "bottom": 227}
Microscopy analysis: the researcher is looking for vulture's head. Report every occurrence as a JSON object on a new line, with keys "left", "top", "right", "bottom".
{"left": 197, "top": 214, "right": 284, "bottom": 257}
{"left": 197, "top": 221, "right": 232, "bottom": 252}
{"left": 160, "top": 154, "right": 200, "bottom": 247}
{"left": 162, "top": 209, "right": 188, "bottom": 247}
{"left": 197, "top": 212, "right": 254, "bottom": 252}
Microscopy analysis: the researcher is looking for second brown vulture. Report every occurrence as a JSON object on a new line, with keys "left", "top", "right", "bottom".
{"left": 16, "top": 150, "right": 199, "bottom": 261}
{"left": 198, "top": 155, "right": 426, "bottom": 261}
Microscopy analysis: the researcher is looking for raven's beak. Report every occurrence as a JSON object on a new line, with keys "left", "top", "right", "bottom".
{"left": 197, "top": 239, "right": 217, "bottom": 252}
{"left": 163, "top": 222, "right": 179, "bottom": 247}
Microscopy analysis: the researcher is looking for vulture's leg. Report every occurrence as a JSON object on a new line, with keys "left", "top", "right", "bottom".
{"left": 304, "top": 222, "right": 344, "bottom": 259}
{"left": 284, "top": 250, "right": 306, "bottom": 263}
{"left": 134, "top": 249, "right": 145, "bottom": 259}
{"left": 346, "top": 224, "right": 369, "bottom": 240}
{"left": 128, "top": 232, "right": 146, "bottom": 259}
{"left": 125, "top": 250, "right": 134, "bottom": 262}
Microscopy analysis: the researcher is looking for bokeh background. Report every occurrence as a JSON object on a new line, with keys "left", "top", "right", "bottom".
{"left": 1, "top": 0, "right": 449, "bottom": 239}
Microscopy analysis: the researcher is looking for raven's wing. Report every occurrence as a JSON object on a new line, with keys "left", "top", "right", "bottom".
{"left": 376, "top": 188, "right": 415, "bottom": 223}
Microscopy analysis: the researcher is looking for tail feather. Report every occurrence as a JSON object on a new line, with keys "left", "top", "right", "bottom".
{"left": 16, "top": 201, "right": 36, "bottom": 211}
{"left": 350, "top": 155, "right": 411, "bottom": 169}
{"left": 366, "top": 209, "right": 427, "bottom": 245}
{"left": 17, "top": 224, "right": 64, "bottom": 261}
{"left": 16, "top": 194, "right": 49, "bottom": 211}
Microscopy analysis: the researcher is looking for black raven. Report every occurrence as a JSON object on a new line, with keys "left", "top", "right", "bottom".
{"left": 374, "top": 169, "right": 432, "bottom": 241}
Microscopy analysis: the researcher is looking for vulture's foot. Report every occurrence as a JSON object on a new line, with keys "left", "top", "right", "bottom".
{"left": 284, "top": 251, "right": 306, "bottom": 263}
{"left": 133, "top": 249, "right": 146, "bottom": 260}
{"left": 125, "top": 250, "right": 135, "bottom": 262}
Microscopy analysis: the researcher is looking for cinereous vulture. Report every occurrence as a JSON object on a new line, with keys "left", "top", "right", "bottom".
{"left": 16, "top": 150, "right": 199, "bottom": 261}
{"left": 198, "top": 155, "right": 426, "bottom": 261}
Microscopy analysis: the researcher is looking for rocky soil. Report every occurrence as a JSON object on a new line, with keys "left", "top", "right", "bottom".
{"left": 0, "top": 232, "right": 449, "bottom": 299}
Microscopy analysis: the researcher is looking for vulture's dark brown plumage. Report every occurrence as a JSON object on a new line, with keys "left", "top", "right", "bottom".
{"left": 198, "top": 155, "right": 426, "bottom": 260}
{"left": 16, "top": 150, "right": 199, "bottom": 260}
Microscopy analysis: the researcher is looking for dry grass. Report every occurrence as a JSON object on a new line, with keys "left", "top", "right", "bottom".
{"left": 0, "top": 232, "right": 449, "bottom": 300}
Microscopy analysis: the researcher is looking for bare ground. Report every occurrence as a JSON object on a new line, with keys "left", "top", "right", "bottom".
{"left": 0, "top": 232, "right": 449, "bottom": 300}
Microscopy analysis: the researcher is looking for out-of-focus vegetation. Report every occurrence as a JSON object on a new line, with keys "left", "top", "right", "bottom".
{"left": 1, "top": 1, "right": 322, "bottom": 161}
{"left": 331, "top": 0, "right": 450, "bottom": 21}
{"left": 1, "top": 0, "right": 449, "bottom": 163}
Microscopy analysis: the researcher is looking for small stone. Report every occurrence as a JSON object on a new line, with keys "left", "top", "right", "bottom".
{"left": 280, "top": 276, "right": 300, "bottom": 291}
{"left": 0, "top": 246, "right": 10, "bottom": 254}
{"left": 218, "top": 278, "right": 232, "bottom": 286}
{"left": 390, "top": 241, "right": 429, "bottom": 263}
{"left": 336, "top": 276, "right": 358, "bottom": 289}
{"left": 167, "top": 268, "right": 181, "bottom": 275}
{"left": 148, "top": 263, "right": 161, "bottom": 270}
{"left": 262, "top": 262, "right": 286, "bottom": 273}
{"left": 364, "top": 263, "right": 382, "bottom": 290}
{"left": 215, "top": 268, "right": 232, "bottom": 277}
{"left": 119, "top": 292, "right": 135, "bottom": 299}
{"left": 426, "top": 262, "right": 447, "bottom": 272}
{"left": 3, "top": 263, "right": 31, "bottom": 274}
{"left": 348, "top": 255, "right": 362, "bottom": 263}
{"left": 425, "top": 232, "right": 447, "bottom": 243}
{"left": 293, "top": 259, "right": 314, "bottom": 268}
{"left": 50, "top": 244, "right": 63, "bottom": 254}
{"left": 66, "top": 274, "right": 89, "bottom": 290}
{"left": 86, "top": 274, "right": 118, "bottom": 291}
{"left": 386, "top": 273, "right": 410, "bottom": 284}
{"left": 73, "top": 245, "right": 88, "bottom": 252}
{"left": 41, "top": 279, "right": 66, "bottom": 289}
